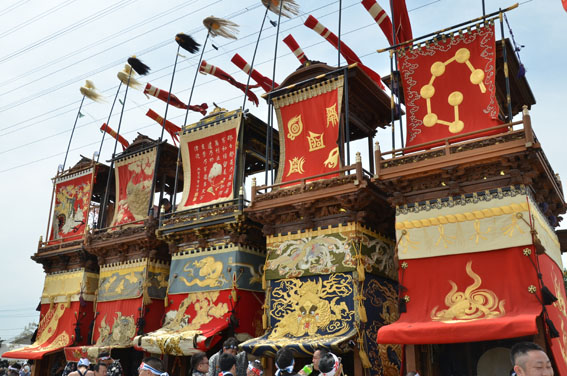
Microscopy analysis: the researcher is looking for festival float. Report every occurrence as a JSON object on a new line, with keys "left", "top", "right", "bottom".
{"left": 3, "top": 1, "right": 567, "bottom": 376}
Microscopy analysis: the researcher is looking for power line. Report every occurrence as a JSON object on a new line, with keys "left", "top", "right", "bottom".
{"left": 0, "top": 0, "right": 260, "bottom": 114}
{"left": 0, "top": 0, "right": 137, "bottom": 64}
{"left": 0, "top": 0, "right": 78, "bottom": 40}
{"left": 0, "top": 0, "right": 442, "bottom": 164}
{"left": 0, "top": 0, "right": 344, "bottom": 126}
{"left": 0, "top": 0, "right": 202, "bottom": 87}
{"left": 0, "top": 0, "right": 31, "bottom": 18}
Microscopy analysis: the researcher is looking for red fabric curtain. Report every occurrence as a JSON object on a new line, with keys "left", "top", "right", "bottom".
{"left": 3, "top": 301, "right": 93, "bottom": 359}
{"left": 377, "top": 246, "right": 542, "bottom": 344}
{"left": 538, "top": 254, "right": 567, "bottom": 375}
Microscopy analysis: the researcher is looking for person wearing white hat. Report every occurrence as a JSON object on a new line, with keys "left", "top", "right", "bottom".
{"left": 69, "top": 359, "right": 94, "bottom": 376}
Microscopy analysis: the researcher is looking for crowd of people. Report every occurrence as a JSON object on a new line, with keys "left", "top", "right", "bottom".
{"left": 0, "top": 339, "right": 554, "bottom": 375}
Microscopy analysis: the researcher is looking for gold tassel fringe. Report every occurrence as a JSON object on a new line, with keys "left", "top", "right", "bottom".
{"left": 359, "top": 349, "right": 372, "bottom": 369}
{"left": 359, "top": 301, "right": 367, "bottom": 323}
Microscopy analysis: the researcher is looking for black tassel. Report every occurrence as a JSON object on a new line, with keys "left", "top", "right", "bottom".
{"left": 175, "top": 33, "right": 200, "bottom": 54}
{"left": 136, "top": 316, "right": 146, "bottom": 335}
{"left": 269, "top": 20, "right": 277, "bottom": 27}
{"left": 212, "top": 44, "right": 219, "bottom": 51}
{"left": 546, "top": 317, "right": 560, "bottom": 338}
{"left": 541, "top": 284, "right": 558, "bottom": 305}
{"left": 30, "top": 328, "right": 38, "bottom": 343}
{"left": 127, "top": 57, "right": 151, "bottom": 76}
{"left": 399, "top": 298, "right": 407, "bottom": 313}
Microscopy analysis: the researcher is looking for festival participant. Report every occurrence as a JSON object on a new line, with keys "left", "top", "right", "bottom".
{"left": 6, "top": 363, "right": 20, "bottom": 376}
{"left": 275, "top": 347, "right": 298, "bottom": 376}
{"left": 299, "top": 349, "right": 328, "bottom": 376}
{"left": 93, "top": 363, "right": 108, "bottom": 376}
{"left": 191, "top": 351, "right": 209, "bottom": 376}
{"left": 138, "top": 357, "right": 168, "bottom": 376}
{"left": 69, "top": 359, "right": 94, "bottom": 376}
{"left": 318, "top": 353, "right": 341, "bottom": 376}
{"left": 510, "top": 342, "right": 553, "bottom": 376}
{"left": 246, "top": 360, "right": 263, "bottom": 376}
{"left": 209, "top": 338, "right": 247, "bottom": 376}
{"left": 96, "top": 352, "right": 122, "bottom": 376}
{"left": 219, "top": 353, "right": 237, "bottom": 376}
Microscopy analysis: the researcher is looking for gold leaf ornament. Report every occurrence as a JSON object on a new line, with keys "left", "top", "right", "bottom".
{"left": 203, "top": 16, "right": 239, "bottom": 39}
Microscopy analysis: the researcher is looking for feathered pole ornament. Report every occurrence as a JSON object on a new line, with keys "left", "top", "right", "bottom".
{"left": 172, "top": 16, "right": 240, "bottom": 213}
{"left": 202, "top": 16, "right": 239, "bottom": 39}
{"left": 117, "top": 64, "right": 143, "bottom": 90}
{"left": 61, "top": 80, "right": 102, "bottom": 171}
{"left": 79, "top": 80, "right": 105, "bottom": 102}
{"left": 261, "top": 0, "right": 299, "bottom": 18}
{"left": 175, "top": 33, "right": 200, "bottom": 53}
{"left": 99, "top": 56, "right": 151, "bottom": 229}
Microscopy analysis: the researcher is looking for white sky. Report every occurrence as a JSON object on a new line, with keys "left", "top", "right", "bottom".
{"left": 0, "top": 0, "right": 565, "bottom": 341}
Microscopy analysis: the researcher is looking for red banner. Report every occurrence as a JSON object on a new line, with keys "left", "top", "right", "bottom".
{"left": 111, "top": 148, "right": 156, "bottom": 227}
{"left": 50, "top": 168, "right": 93, "bottom": 242}
{"left": 400, "top": 24, "right": 502, "bottom": 149}
{"left": 377, "top": 247, "right": 542, "bottom": 344}
{"left": 3, "top": 301, "right": 94, "bottom": 359}
{"left": 64, "top": 297, "right": 164, "bottom": 361}
{"left": 178, "top": 112, "right": 240, "bottom": 210}
{"left": 274, "top": 77, "right": 343, "bottom": 185}
{"left": 539, "top": 255, "right": 567, "bottom": 375}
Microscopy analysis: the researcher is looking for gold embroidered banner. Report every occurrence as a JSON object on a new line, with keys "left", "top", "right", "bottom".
{"left": 97, "top": 259, "right": 169, "bottom": 302}
{"left": 168, "top": 244, "right": 265, "bottom": 294}
{"left": 111, "top": 147, "right": 157, "bottom": 227}
{"left": 265, "top": 222, "right": 396, "bottom": 280}
{"left": 395, "top": 186, "right": 561, "bottom": 267}
{"left": 178, "top": 110, "right": 241, "bottom": 210}
{"left": 272, "top": 76, "right": 344, "bottom": 185}
{"left": 41, "top": 269, "right": 98, "bottom": 305}
{"left": 50, "top": 167, "right": 94, "bottom": 242}
{"left": 134, "top": 290, "right": 232, "bottom": 356}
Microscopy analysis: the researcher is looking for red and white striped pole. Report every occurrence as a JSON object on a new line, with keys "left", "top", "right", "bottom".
{"left": 283, "top": 34, "right": 308, "bottom": 64}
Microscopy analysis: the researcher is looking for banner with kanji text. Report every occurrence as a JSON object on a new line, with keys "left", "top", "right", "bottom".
{"left": 178, "top": 111, "right": 240, "bottom": 210}
{"left": 273, "top": 76, "right": 344, "bottom": 185}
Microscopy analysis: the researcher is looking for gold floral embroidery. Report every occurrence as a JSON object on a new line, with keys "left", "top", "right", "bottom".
{"left": 431, "top": 261, "right": 505, "bottom": 322}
